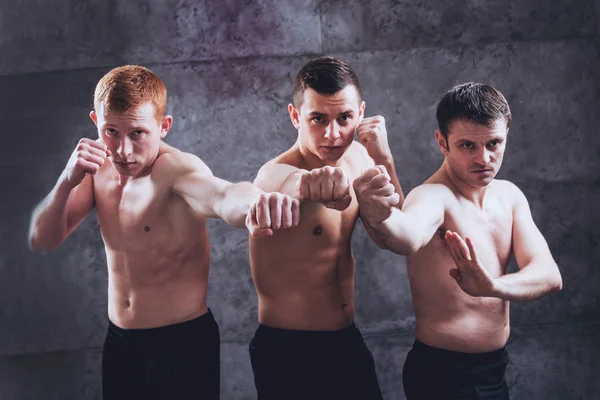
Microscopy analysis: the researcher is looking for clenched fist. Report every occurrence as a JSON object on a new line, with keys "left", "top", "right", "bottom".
{"left": 297, "top": 166, "right": 352, "bottom": 211}
{"left": 356, "top": 116, "right": 392, "bottom": 162}
{"left": 246, "top": 192, "right": 300, "bottom": 238}
{"left": 63, "top": 138, "right": 111, "bottom": 188}
{"left": 353, "top": 165, "right": 400, "bottom": 226}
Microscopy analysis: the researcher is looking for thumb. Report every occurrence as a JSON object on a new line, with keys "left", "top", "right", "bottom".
{"left": 449, "top": 268, "right": 462, "bottom": 282}
{"left": 246, "top": 203, "right": 258, "bottom": 233}
{"left": 95, "top": 138, "right": 112, "bottom": 156}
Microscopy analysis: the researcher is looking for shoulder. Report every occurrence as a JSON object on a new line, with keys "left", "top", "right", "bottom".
{"left": 154, "top": 145, "right": 212, "bottom": 180}
{"left": 407, "top": 182, "right": 456, "bottom": 202}
{"left": 492, "top": 179, "right": 527, "bottom": 208}
{"left": 256, "top": 148, "right": 303, "bottom": 179}
{"left": 255, "top": 158, "right": 302, "bottom": 191}
{"left": 347, "top": 141, "right": 373, "bottom": 167}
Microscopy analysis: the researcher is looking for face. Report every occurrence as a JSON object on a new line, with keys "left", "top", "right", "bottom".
{"left": 436, "top": 119, "right": 508, "bottom": 187}
{"left": 289, "top": 85, "right": 365, "bottom": 162}
{"left": 90, "top": 101, "right": 172, "bottom": 177}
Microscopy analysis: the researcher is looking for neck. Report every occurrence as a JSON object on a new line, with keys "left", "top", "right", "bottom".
{"left": 296, "top": 138, "right": 342, "bottom": 170}
{"left": 442, "top": 161, "right": 489, "bottom": 208}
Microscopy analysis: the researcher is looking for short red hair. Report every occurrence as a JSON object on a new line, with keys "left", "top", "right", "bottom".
{"left": 94, "top": 65, "right": 167, "bottom": 120}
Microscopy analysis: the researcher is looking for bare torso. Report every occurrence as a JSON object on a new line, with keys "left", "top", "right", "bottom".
{"left": 250, "top": 142, "right": 370, "bottom": 330}
{"left": 93, "top": 144, "right": 210, "bottom": 329}
{"left": 408, "top": 168, "right": 514, "bottom": 352}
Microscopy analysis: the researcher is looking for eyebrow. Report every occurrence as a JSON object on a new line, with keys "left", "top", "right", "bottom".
{"left": 308, "top": 110, "right": 354, "bottom": 117}
{"left": 101, "top": 124, "right": 147, "bottom": 132}
{"left": 456, "top": 136, "right": 504, "bottom": 143}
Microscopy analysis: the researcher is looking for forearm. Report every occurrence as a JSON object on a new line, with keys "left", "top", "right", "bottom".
{"left": 29, "top": 174, "right": 73, "bottom": 250}
{"left": 373, "top": 154, "right": 404, "bottom": 207}
{"left": 492, "top": 261, "right": 563, "bottom": 301}
{"left": 215, "top": 182, "right": 263, "bottom": 228}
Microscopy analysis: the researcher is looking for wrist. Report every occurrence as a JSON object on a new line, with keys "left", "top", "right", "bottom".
{"left": 489, "top": 278, "right": 506, "bottom": 299}
{"left": 371, "top": 152, "right": 394, "bottom": 168}
{"left": 57, "top": 172, "right": 78, "bottom": 193}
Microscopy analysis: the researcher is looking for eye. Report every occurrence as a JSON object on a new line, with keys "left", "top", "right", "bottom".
{"left": 461, "top": 142, "right": 474, "bottom": 149}
{"left": 132, "top": 130, "right": 144, "bottom": 136}
{"left": 106, "top": 128, "right": 117, "bottom": 135}
{"left": 338, "top": 115, "right": 351, "bottom": 123}
{"left": 487, "top": 140, "right": 501, "bottom": 148}
{"left": 312, "top": 116, "right": 325, "bottom": 123}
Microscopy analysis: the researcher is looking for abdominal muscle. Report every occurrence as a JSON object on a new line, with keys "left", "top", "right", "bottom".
{"left": 105, "top": 240, "right": 211, "bottom": 330}
{"left": 250, "top": 205, "right": 357, "bottom": 331}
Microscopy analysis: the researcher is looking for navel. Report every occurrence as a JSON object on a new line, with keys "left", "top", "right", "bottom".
{"left": 144, "top": 226, "right": 150, "bottom": 232}
{"left": 313, "top": 224, "right": 323, "bottom": 236}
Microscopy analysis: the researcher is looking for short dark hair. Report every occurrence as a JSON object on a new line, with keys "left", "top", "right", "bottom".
{"left": 436, "top": 82, "right": 512, "bottom": 139}
{"left": 293, "top": 56, "right": 362, "bottom": 108}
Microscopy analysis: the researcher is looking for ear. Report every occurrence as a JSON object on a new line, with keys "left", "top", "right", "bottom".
{"left": 435, "top": 130, "right": 449, "bottom": 155}
{"left": 90, "top": 110, "right": 98, "bottom": 126}
{"left": 358, "top": 100, "right": 365, "bottom": 123}
{"left": 160, "top": 115, "right": 173, "bottom": 138}
{"left": 288, "top": 103, "right": 300, "bottom": 130}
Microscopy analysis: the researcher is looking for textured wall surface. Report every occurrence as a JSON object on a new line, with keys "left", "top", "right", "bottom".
{"left": 0, "top": 0, "right": 598, "bottom": 399}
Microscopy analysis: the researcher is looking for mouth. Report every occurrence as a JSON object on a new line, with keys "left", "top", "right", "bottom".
{"left": 114, "top": 161, "right": 137, "bottom": 168}
{"left": 320, "top": 146, "right": 343, "bottom": 151}
{"left": 472, "top": 169, "right": 493, "bottom": 174}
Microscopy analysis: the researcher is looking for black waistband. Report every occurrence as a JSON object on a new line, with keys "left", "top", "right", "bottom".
{"left": 411, "top": 339, "right": 507, "bottom": 366}
{"left": 255, "top": 322, "right": 359, "bottom": 342}
{"left": 108, "top": 309, "right": 216, "bottom": 340}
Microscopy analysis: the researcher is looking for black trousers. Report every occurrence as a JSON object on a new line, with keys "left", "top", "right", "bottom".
{"left": 102, "top": 309, "right": 220, "bottom": 400}
{"left": 249, "top": 323, "right": 383, "bottom": 400}
{"left": 403, "top": 339, "right": 510, "bottom": 400}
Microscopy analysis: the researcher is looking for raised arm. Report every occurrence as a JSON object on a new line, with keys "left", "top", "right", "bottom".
{"left": 170, "top": 153, "right": 299, "bottom": 237}
{"left": 254, "top": 162, "right": 353, "bottom": 211}
{"left": 444, "top": 183, "right": 562, "bottom": 301}
{"left": 354, "top": 173, "right": 449, "bottom": 255}
{"left": 356, "top": 115, "right": 405, "bottom": 206}
{"left": 494, "top": 184, "right": 562, "bottom": 300}
{"left": 29, "top": 138, "right": 110, "bottom": 251}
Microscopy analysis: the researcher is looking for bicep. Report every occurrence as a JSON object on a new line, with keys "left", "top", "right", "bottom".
{"left": 511, "top": 190, "right": 553, "bottom": 269}
{"left": 401, "top": 186, "right": 447, "bottom": 245}
{"left": 175, "top": 171, "right": 230, "bottom": 218}
{"left": 65, "top": 174, "right": 94, "bottom": 234}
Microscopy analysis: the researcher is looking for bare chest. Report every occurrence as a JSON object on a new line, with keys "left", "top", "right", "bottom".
{"left": 439, "top": 199, "right": 513, "bottom": 275}
{"left": 94, "top": 176, "right": 181, "bottom": 251}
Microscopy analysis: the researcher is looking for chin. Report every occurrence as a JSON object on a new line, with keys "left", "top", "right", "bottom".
{"left": 316, "top": 146, "right": 349, "bottom": 162}
{"left": 468, "top": 176, "right": 495, "bottom": 187}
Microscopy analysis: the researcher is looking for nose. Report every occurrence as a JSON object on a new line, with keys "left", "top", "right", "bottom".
{"left": 117, "top": 137, "right": 133, "bottom": 158}
{"left": 475, "top": 148, "right": 492, "bottom": 165}
{"left": 324, "top": 121, "right": 340, "bottom": 141}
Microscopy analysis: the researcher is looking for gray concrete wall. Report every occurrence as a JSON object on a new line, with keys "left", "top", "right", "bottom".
{"left": 0, "top": 0, "right": 598, "bottom": 398}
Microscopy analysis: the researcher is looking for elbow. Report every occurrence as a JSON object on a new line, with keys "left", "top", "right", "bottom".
{"left": 551, "top": 271, "right": 563, "bottom": 293}
{"left": 28, "top": 233, "right": 60, "bottom": 252}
